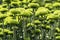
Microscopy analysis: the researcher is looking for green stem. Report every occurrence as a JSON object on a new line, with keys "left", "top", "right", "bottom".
{"left": 13, "top": 27, "right": 16, "bottom": 40}
{"left": 2, "top": 20, "right": 5, "bottom": 40}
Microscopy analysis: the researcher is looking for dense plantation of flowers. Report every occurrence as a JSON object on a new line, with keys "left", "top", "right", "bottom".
{"left": 0, "top": 0, "right": 60, "bottom": 40}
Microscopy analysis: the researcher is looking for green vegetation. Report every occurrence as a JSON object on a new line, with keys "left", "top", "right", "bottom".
{"left": 0, "top": 0, "right": 60, "bottom": 40}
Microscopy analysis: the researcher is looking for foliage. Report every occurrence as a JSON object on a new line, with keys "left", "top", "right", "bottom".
{"left": 28, "top": 3, "right": 39, "bottom": 8}
{"left": 0, "top": 0, "right": 60, "bottom": 40}
{"left": 35, "top": 7, "right": 50, "bottom": 16}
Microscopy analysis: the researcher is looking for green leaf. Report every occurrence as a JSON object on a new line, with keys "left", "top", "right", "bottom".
{"left": 9, "top": 8, "right": 20, "bottom": 14}
{"left": 12, "top": 0, "right": 19, "bottom": 2}
{"left": 27, "top": 23, "right": 35, "bottom": 27}
{"left": 21, "top": 9, "right": 33, "bottom": 17}
{"left": 26, "top": 23, "right": 36, "bottom": 30}
{"left": 55, "top": 33, "right": 60, "bottom": 36}
{"left": 55, "top": 27, "right": 60, "bottom": 32}
{"left": 4, "top": 29, "right": 10, "bottom": 33}
{"left": 0, "top": 28, "right": 3, "bottom": 32}
{"left": 3, "top": 0, "right": 11, "bottom": 4}
{"left": 54, "top": 10, "right": 60, "bottom": 15}
{"left": 9, "top": 8, "right": 25, "bottom": 16}
{"left": 4, "top": 17, "right": 19, "bottom": 25}
{"left": 40, "top": 24, "right": 45, "bottom": 28}
{"left": 2, "top": 4, "right": 8, "bottom": 8}
{"left": 47, "top": 14, "right": 59, "bottom": 19}
{"left": 26, "top": 8, "right": 33, "bottom": 12}
{"left": 46, "top": 25, "right": 51, "bottom": 29}
{"left": 24, "top": 37, "right": 30, "bottom": 40}
{"left": 56, "top": 36, "right": 60, "bottom": 39}
{"left": 22, "top": 0, "right": 31, "bottom": 3}
{"left": 0, "top": 13, "right": 7, "bottom": 19}
{"left": 45, "top": 0, "right": 52, "bottom": 3}
{"left": 8, "top": 31, "right": 13, "bottom": 34}
{"left": 32, "top": 0, "right": 40, "bottom": 3}
{"left": 34, "top": 20, "right": 41, "bottom": 24}
{"left": 12, "top": 26, "right": 18, "bottom": 29}
{"left": 35, "top": 29, "right": 41, "bottom": 35}
{"left": 35, "top": 7, "right": 50, "bottom": 16}
{"left": 53, "top": 2, "right": 60, "bottom": 7}
{"left": 0, "top": 32, "right": 4, "bottom": 35}
{"left": 45, "top": 3, "right": 53, "bottom": 9}
{"left": 28, "top": 3, "right": 39, "bottom": 8}
{"left": 10, "top": 1, "right": 20, "bottom": 7}
{"left": 57, "top": 0, "right": 60, "bottom": 2}
{"left": 0, "top": 8, "right": 8, "bottom": 13}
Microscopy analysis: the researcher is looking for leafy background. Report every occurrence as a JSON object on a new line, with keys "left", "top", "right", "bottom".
{"left": 0, "top": 0, "right": 60, "bottom": 40}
